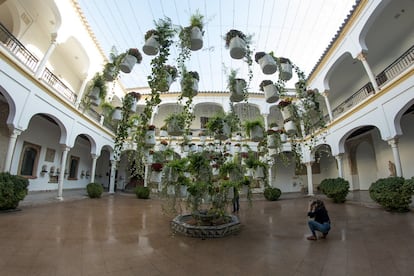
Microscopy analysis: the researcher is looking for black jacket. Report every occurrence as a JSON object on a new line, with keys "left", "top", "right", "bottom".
{"left": 308, "top": 207, "right": 330, "bottom": 224}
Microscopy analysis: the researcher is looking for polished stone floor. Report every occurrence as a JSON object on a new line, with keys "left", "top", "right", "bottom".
{"left": 1, "top": 191, "right": 414, "bottom": 276}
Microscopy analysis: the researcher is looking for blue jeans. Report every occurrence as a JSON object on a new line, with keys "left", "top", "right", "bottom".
{"left": 308, "top": 220, "right": 331, "bottom": 236}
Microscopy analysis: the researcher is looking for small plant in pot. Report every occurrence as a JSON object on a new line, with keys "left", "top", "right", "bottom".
{"left": 264, "top": 186, "right": 282, "bottom": 201}
{"left": 255, "top": 52, "right": 277, "bottom": 75}
{"left": 179, "top": 11, "right": 204, "bottom": 51}
{"left": 244, "top": 119, "right": 265, "bottom": 142}
{"left": 227, "top": 69, "right": 246, "bottom": 103}
{"left": 158, "top": 65, "right": 177, "bottom": 92}
{"left": 143, "top": 29, "right": 160, "bottom": 56}
{"left": 224, "top": 29, "right": 248, "bottom": 59}
{"left": 103, "top": 46, "right": 124, "bottom": 82}
{"left": 181, "top": 70, "right": 199, "bottom": 97}
{"left": 119, "top": 48, "right": 143, "bottom": 73}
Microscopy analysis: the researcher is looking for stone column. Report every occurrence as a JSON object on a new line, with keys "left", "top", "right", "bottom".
{"left": 262, "top": 113, "right": 269, "bottom": 129}
{"left": 75, "top": 74, "right": 89, "bottom": 108}
{"left": 108, "top": 160, "right": 117, "bottom": 194}
{"left": 57, "top": 145, "right": 71, "bottom": 200}
{"left": 335, "top": 154, "right": 344, "bottom": 178}
{"left": 90, "top": 154, "right": 98, "bottom": 183}
{"left": 387, "top": 138, "right": 403, "bottom": 177}
{"left": 322, "top": 91, "right": 333, "bottom": 121}
{"left": 306, "top": 162, "right": 314, "bottom": 196}
{"left": 3, "top": 129, "right": 21, "bottom": 173}
{"left": 35, "top": 33, "right": 58, "bottom": 78}
{"left": 357, "top": 52, "right": 380, "bottom": 93}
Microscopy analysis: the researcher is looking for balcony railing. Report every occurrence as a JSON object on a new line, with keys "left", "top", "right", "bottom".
{"left": 0, "top": 22, "right": 39, "bottom": 71}
{"left": 41, "top": 68, "right": 78, "bottom": 104}
{"left": 331, "top": 44, "right": 414, "bottom": 119}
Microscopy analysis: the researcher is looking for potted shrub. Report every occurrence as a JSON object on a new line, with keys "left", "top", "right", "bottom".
{"left": 180, "top": 11, "right": 204, "bottom": 51}
{"left": 264, "top": 186, "right": 282, "bottom": 201}
{"left": 369, "top": 177, "right": 414, "bottom": 212}
{"left": 143, "top": 29, "right": 160, "bottom": 56}
{"left": 255, "top": 52, "right": 277, "bottom": 75}
{"left": 127, "top": 91, "right": 141, "bottom": 112}
{"left": 0, "top": 172, "right": 29, "bottom": 210}
{"left": 134, "top": 186, "right": 150, "bottom": 199}
{"left": 244, "top": 119, "right": 265, "bottom": 142}
{"left": 205, "top": 115, "right": 231, "bottom": 140}
{"left": 86, "top": 182, "right": 104, "bottom": 198}
{"left": 103, "top": 47, "right": 124, "bottom": 81}
{"left": 319, "top": 177, "right": 350, "bottom": 203}
{"left": 260, "top": 80, "right": 279, "bottom": 103}
{"left": 227, "top": 69, "right": 246, "bottom": 103}
{"left": 181, "top": 70, "right": 199, "bottom": 97}
{"left": 159, "top": 65, "right": 178, "bottom": 92}
{"left": 87, "top": 73, "right": 107, "bottom": 106}
{"left": 165, "top": 113, "right": 186, "bottom": 136}
{"left": 224, "top": 29, "right": 248, "bottom": 59}
{"left": 119, "top": 48, "right": 143, "bottom": 73}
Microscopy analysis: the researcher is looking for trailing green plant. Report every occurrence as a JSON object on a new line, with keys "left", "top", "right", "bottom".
{"left": 369, "top": 177, "right": 414, "bottom": 212}
{"left": 179, "top": 10, "right": 204, "bottom": 49}
{"left": 86, "top": 182, "right": 104, "bottom": 198}
{"left": 319, "top": 177, "right": 350, "bottom": 203}
{"left": 134, "top": 186, "right": 150, "bottom": 199}
{"left": 0, "top": 172, "right": 29, "bottom": 210}
{"left": 244, "top": 119, "right": 265, "bottom": 138}
{"left": 89, "top": 73, "right": 108, "bottom": 99}
{"left": 263, "top": 186, "right": 281, "bottom": 201}
{"left": 103, "top": 46, "right": 125, "bottom": 81}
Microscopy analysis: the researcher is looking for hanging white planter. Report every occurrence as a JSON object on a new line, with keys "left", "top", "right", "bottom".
{"left": 103, "top": 66, "right": 117, "bottom": 82}
{"left": 249, "top": 125, "right": 264, "bottom": 142}
{"left": 180, "top": 78, "right": 199, "bottom": 97}
{"left": 159, "top": 130, "right": 168, "bottom": 137}
{"left": 230, "top": 79, "right": 246, "bottom": 102}
{"left": 130, "top": 98, "right": 137, "bottom": 112}
{"left": 145, "top": 130, "right": 156, "bottom": 146}
{"left": 284, "top": 120, "right": 297, "bottom": 135}
{"left": 112, "top": 108, "right": 122, "bottom": 121}
{"left": 267, "top": 135, "right": 276, "bottom": 149}
{"left": 142, "top": 35, "right": 160, "bottom": 56}
{"left": 199, "top": 135, "right": 206, "bottom": 143}
{"left": 254, "top": 166, "right": 265, "bottom": 180}
{"left": 159, "top": 73, "right": 173, "bottom": 92}
{"left": 88, "top": 87, "right": 100, "bottom": 101}
{"left": 264, "top": 84, "right": 279, "bottom": 103}
{"left": 119, "top": 54, "right": 137, "bottom": 73}
{"left": 258, "top": 54, "right": 277, "bottom": 75}
{"left": 280, "top": 133, "right": 288, "bottom": 143}
{"left": 145, "top": 154, "right": 153, "bottom": 164}
{"left": 215, "top": 122, "right": 231, "bottom": 140}
{"left": 180, "top": 185, "right": 188, "bottom": 197}
{"left": 229, "top": 36, "right": 246, "bottom": 59}
{"left": 279, "top": 62, "right": 293, "bottom": 81}
{"left": 90, "top": 98, "right": 101, "bottom": 107}
{"left": 190, "top": 27, "right": 203, "bottom": 51}
{"left": 167, "top": 119, "right": 184, "bottom": 136}
{"left": 280, "top": 107, "right": 293, "bottom": 121}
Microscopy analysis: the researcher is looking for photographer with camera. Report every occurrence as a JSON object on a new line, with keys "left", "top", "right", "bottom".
{"left": 306, "top": 199, "right": 331, "bottom": 241}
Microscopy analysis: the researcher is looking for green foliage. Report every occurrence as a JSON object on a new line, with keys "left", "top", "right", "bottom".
{"left": 135, "top": 186, "right": 150, "bottom": 199}
{"left": 0, "top": 172, "right": 29, "bottom": 210}
{"left": 86, "top": 182, "right": 103, "bottom": 198}
{"left": 369, "top": 177, "right": 414, "bottom": 212}
{"left": 319, "top": 178, "right": 350, "bottom": 203}
{"left": 89, "top": 73, "right": 107, "bottom": 99}
{"left": 244, "top": 119, "right": 264, "bottom": 138}
{"left": 264, "top": 187, "right": 281, "bottom": 201}
{"left": 224, "top": 29, "right": 247, "bottom": 48}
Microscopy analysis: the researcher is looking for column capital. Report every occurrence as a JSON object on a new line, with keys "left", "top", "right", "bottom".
{"left": 322, "top": 90, "right": 329, "bottom": 97}
{"left": 356, "top": 51, "right": 367, "bottom": 61}
{"left": 387, "top": 137, "right": 399, "bottom": 147}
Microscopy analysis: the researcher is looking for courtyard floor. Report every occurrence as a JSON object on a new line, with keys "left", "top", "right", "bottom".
{"left": 1, "top": 190, "right": 413, "bottom": 275}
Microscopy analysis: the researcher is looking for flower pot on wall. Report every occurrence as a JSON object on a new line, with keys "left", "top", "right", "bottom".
{"left": 150, "top": 171, "right": 162, "bottom": 183}
{"left": 119, "top": 54, "right": 137, "bottom": 73}
{"left": 258, "top": 54, "right": 277, "bottom": 75}
{"left": 230, "top": 79, "right": 246, "bottom": 102}
{"left": 143, "top": 35, "right": 160, "bottom": 56}
{"left": 264, "top": 84, "right": 279, "bottom": 103}
{"left": 215, "top": 122, "right": 231, "bottom": 140}
{"left": 229, "top": 36, "right": 246, "bottom": 59}
{"left": 190, "top": 27, "right": 203, "bottom": 51}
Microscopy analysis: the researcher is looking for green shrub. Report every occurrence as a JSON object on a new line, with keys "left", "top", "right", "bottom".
{"left": 135, "top": 186, "right": 150, "bottom": 199}
{"left": 263, "top": 187, "right": 281, "bottom": 201}
{"left": 86, "top": 182, "right": 103, "bottom": 198}
{"left": 319, "top": 177, "right": 349, "bottom": 203}
{"left": 0, "top": 172, "right": 29, "bottom": 210}
{"left": 369, "top": 177, "right": 414, "bottom": 212}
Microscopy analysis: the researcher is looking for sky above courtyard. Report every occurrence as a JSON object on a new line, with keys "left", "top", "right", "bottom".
{"left": 77, "top": 0, "right": 357, "bottom": 92}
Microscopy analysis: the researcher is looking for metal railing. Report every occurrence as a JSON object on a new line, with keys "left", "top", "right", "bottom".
{"left": 41, "top": 68, "right": 78, "bottom": 104}
{"left": 331, "top": 45, "right": 414, "bottom": 119}
{"left": 0, "top": 22, "right": 39, "bottom": 71}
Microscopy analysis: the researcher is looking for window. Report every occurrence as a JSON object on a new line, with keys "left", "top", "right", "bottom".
{"left": 68, "top": 156, "right": 80, "bottom": 180}
{"left": 200, "top": 117, "right": 209, "bottom": 129}
{"left": 19, "top": 142, "right": 41, "bottom": 177}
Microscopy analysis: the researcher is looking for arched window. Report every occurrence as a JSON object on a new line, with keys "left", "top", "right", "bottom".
{"left": 19, "top": 142, "right": 40, "bottom": 177}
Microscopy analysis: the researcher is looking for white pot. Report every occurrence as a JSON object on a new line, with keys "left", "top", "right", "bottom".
{"left": 230, "top": 79, "right": 246, "bottom": 102}
{"left": 233, "top": 145, "right": 241, "bottom": 153}
{"left": 199, "top": 135, "right": 206, "bottom": 143}
{"left": 142, "top": 35, "right": 160, "bottom": 56}
{"left": 181, "top": 78, "right": 199, "bottom": 97}
{"left": 145, "top": 155, "right": 153, "bottom": 164}
{"left": 112, "top": 108, "right": 122, "bottom": 121}
{"left": 215, "top": 122, "right": 231, "bottom": 140}
{"left": 145, "top": 130, "right": 156, "bottom": 146}
{"left": 88, "top": 87, "right": 100, "bottom": 100}
{"left": 130, "top": 98, "right": 137, "bottom": 112}
{"left": 264, "top": 84, "right": 279, "bottom": 103}
{"left": 280, "top": 133, "right": 287, "bottom": 143}
{"left": 159, "top": 130, "right": 168, "bottom": 137}
{"left": 229, "top": 36, "right": 246, "bottom": 59}
{"left": 280, "top": 62, "right": 293, "bottom": 81}
{"left": 90, "top": 98, "right": 101, "bottom": 107}
{"left": 254, "top": 166, "right": 265, "bottom": 179}
{"left": 284, "top": 120, "right": 297, "bottom": 135}
{"left": 190, "top": 27, "right": 203, "bottom": 51}
{"left": 159, "top": 74, "right": 173, "bottom": 92}
{"left": 249, "top": 125, "right": 264, "bottom": 142}
{"left": 267, "top": 135, "right": 276, "bottom": 149}
{"left": 119, "top": 54, "right": 137, "bottom": 73}
{"left": 150, "top": 171, "right": 162, "bottom": 183}
{"left": 259, "top": 54, "right": 277, "bottom": 75}
{"left": 280, "top": 107, "right": 293, "bottom": 121}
